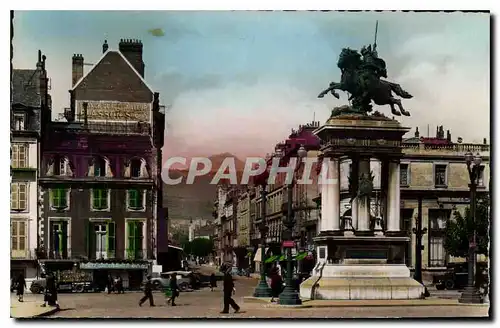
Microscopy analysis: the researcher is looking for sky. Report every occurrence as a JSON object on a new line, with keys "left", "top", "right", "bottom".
{"left": 12, "top": 11, "right": 490, "bottom": 159}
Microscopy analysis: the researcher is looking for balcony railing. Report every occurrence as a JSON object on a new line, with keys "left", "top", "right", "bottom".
{"left": 402, "top": 143, "right": 490, "bottom": 153}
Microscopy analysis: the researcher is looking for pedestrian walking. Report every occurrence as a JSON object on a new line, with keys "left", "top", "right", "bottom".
{"left": 139, "top": 275, "right": 155, "bottom": 307}
{"left": 16, "top": 273, "right": 26, "bottom": 302}
{"left": 42, "top": 273, "right": 58, "bottom": 307}
{"left": 116, "top": 275, "right": 124, "bottom": 294}
{"left": 210, "top": 273, "right": 217, "bottom": 291}
{"left": 106, "top": 274, "right": 113, "bottom": 294}
{"left": 220, "top": 267, "right": 240, "bottom": 314}
{"left": 270, "top": 269, "right": 283, "bottom": 302}
{"left": 167, "top": 273, "right": 179, "bottom": 306}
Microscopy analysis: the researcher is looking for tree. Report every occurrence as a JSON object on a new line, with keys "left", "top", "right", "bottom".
{"left": 187, "top": 238, "right": 215, "bottom": 258}
{"left": 444, "top": 194, "right": 490, "bottom": 258}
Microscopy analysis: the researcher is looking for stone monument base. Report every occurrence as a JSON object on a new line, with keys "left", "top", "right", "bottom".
{"left": 300, "top": 264, "right": 425, "bottom": 300}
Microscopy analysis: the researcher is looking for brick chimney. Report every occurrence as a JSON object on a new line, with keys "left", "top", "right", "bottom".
{"left": 414, "top": 127, "right": 420, "bottom": 138}
{"left": 72, "top": 54, "right": 84, "bottom": 87}
{"left": 119, "top": 38, "right": 145, "bottom": 77}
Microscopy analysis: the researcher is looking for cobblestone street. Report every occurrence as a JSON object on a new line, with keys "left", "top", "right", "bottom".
{"left": 17, "top": 278, "right": 488, "bottom": 319}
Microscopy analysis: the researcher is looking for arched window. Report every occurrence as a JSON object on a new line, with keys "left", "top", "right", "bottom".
{"left": 130, "top": 158, "right": 142, "bottom": 178}
{"left": 88, "top": 156, "right": 112, "bottom": 177}
{"left": 47, "top": 155, "right": 72, "bottom": 176}
{"left": 125, "top": 157, "right": 149, "bottom": 179}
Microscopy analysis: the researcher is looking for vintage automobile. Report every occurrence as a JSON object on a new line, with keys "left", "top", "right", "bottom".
{"left": 144, "top": 271, "right": 194, "bottom": 292}
{"left": 30, "top": 270, "right": 97, "bottom": 294}
{"left": 433, "top": 262, "right": 488, "bottom": 293}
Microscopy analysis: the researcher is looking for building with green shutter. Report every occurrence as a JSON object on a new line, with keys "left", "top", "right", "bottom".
{"left": 38, "top": 39, "right": 165, "bottom": 290}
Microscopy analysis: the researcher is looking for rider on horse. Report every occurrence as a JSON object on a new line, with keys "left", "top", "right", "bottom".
{"left": 359, "top": 44, "right": 387, "bottom": 100}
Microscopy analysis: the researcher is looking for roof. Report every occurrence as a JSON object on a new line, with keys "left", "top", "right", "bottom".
{"left": 71, "top": 48, "right": 154, "bottom": 93}
{"left": 11, "top": 69, "right": 42, "bottom": 108}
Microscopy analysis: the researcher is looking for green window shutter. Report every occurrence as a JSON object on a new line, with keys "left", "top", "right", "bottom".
{"left": 49, "top": 189, "right": 55, "bottom": 207}
{"left": 60, "top": 188, "right": 67, "bottom": 208}
{"left": 88, "top": 222, "right": 96, "bottom": 259}
{"left": 49, "top": 222, "right": 55, "bottom": 255}
{"left": 135, "top": 221, "right": 144, "bottom": 258}
{"left": 84, "top": 219, "right": 89, "bottom": 258}
{"left": 61, "top": 221, "right": 68, "bottom": 258}
{"left": 137, "top": 190, "right": 144, "bottom": 209}
{"left": 92, "top": 189, "right": 98, "bottom": 209}
{"left": 107, "top": 222, "right": 116, "bottom": 258}
{"left": 127, "top": 221, "right": 135, "bottom": 259}
{"left": 101, "top": 189, "right": 108, "bottom": 209}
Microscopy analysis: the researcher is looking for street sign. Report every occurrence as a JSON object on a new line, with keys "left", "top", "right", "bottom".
{"left": 282, "top": 240, "right": 295, "bottom": 248}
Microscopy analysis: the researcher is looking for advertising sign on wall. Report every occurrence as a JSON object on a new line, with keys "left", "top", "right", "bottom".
{"left": 76, "top": 100, "right": 150, "bottom": 122}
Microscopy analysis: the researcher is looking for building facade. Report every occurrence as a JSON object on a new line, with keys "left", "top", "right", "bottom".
{"left": 11, "top": 51, "right": 51, "bottom": 281}
{"left": 38, "top": 39, "right": 165, "bottom": 289}
{"left": 220, "top": 122, "right": 489, "bottom": 281}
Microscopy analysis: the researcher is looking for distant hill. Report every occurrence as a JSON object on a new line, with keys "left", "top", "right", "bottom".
{"left": 164, "top": 153, "right": 246, "bottom": 223}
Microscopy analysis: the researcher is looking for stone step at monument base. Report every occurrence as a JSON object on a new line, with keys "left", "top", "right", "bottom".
{"left": 300, "top": 277, "right": 425, "bottom": 300}
{"left": 299, "top": 264, "right": 425, "bottom": 300}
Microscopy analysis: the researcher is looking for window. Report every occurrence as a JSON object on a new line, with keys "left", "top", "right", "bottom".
{"left": 127, "top": 221, "right": 144, "bottom": 259}
{"left": 477, "top": 166, "right": 486, "bottom": 187}
{"left": 127, "top": 189, "right": 144, "bottom": 210}
{"left": 400, "top": 163, "right": 410, "bottom": 186}
{"left": 50, "top": 188, "right": 69, "bottom": 209}
{"left": 92, "top": 189, "right": 109, "bottom": 210}
{"left": 13, "top": 114, "right": 25, "bottom": 131}
{"left": 11, "top": 183, "right": 27, "bottom": 211}
{"left": 130, "top": 158, "right": 142, "bottom": 178}
{"left": 434, "top": 164, "right": 448, "bottom": 187}
{"left": 94, "top": 157, "right": 107, "bottom": 177}
{"left": 50, "top": 221, "right": 68, "bottom": 259}
{"left": 428, "top": 209, "right": 450, "bottom": 267}
{"left": 87, "top": 221, "right": 115, "bottom": 259}
{"left": 11, "top": 220, "right": 27, "bottom": 258}
{"left": 11, "top": 144, "right": 27, "bottom": 168}
{"left": 53, "top": 156, "right": 70, "bottom": 176}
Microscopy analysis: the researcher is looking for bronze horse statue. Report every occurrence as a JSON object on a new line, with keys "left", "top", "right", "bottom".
{"left": 318, "top": 47, "right": 412, "bottom": 117}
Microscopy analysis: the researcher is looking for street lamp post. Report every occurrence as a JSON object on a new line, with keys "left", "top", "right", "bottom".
{"left": 279, "top": 145, "right": 307, "bottom": 305}
{"left": 459, "top": 151, "right": 483, "bottom": 304}
{"left": 253, "top": 183, "right": 272, "bottom": 297}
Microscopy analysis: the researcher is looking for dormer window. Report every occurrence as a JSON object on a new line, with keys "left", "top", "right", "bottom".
{"left": 13, "top": 113, "right": 25, "bottom": 131}
{"left": 124, "top": 157, "right": 149, "bottom": 179}
{"left": 48, "top": 156, "right": 72, "bottom": 177}
{"left": 94, "top": 157, "right": 107, "bottom": 177}
{"left": 88, "top": 156, "right": 113, "bottom": 178}
{"left": 130, "top": 158, "right": 142, "bottom": 178}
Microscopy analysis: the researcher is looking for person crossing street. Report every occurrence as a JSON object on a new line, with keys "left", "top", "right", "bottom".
{"left": 220, "top": 266, "right": 240, "bottom": 314}
{"left": 139, "top": 276, "right": 155, "bottom": 307}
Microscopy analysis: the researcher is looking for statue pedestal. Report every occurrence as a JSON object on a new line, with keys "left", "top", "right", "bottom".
{"left": 301, "top": 110, "right": 424, "bottom": 300}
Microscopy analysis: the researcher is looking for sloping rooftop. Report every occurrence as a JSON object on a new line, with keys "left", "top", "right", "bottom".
{"left": 12, "top": 69, "right": 42, "bottom": 108}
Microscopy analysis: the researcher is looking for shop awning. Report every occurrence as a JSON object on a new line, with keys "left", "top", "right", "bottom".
{"left": 294, "top": 252, "right": 308, "bottom": 261}
{"left": 79, "top": 262, "right": 149, "bottom": 270}
{"left": 265, "top": 255, "right": 280, "bottom": 263}
{"left": 253, "top": 247, "right": 269, "bottom": 262}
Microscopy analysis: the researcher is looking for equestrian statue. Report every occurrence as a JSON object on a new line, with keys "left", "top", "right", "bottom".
{"left": 318, "top": 22, "right": 412, "bottom": 117}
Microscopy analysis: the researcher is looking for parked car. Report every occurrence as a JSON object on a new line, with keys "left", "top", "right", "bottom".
{"left": 144, "top": 271, "right": 194, "bottom": 292}
{"left": 433, "top": 262, "right": 488, "bottom": 292}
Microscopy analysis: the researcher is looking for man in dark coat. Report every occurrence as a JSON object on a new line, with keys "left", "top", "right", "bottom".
{"left": 210, "top": 273, "right": 217, "bottom": 291}
{"left": 220, "top": 267, "right": 240, "bottom": 314}
{"left": 106, "top": 275, "right": 113, "bottom": 294}
{"left": 16, "top": 273, "right": 26, "bottom": 302}
{"left": 139, "top": 275, "right": 155, "bottom": 307}
{"left": 167, "top": 273, "right": 179, "bottom": 306}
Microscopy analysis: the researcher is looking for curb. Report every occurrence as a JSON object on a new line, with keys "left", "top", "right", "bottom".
{"left": 243, "top": 296, "right": 490, "bottom": 308}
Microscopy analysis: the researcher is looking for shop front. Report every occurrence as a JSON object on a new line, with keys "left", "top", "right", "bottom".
{"left": 79, "top": 261, "right": 150, "bottom": 291}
